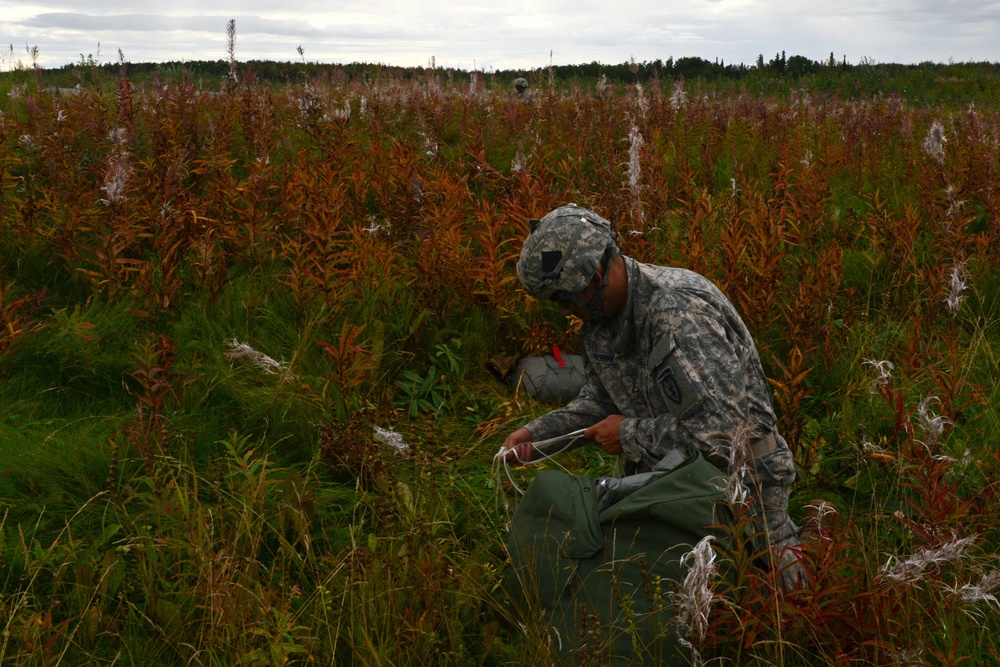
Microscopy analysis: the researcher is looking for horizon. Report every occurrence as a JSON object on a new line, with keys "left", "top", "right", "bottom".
{"left": 10, "top": 51, "right": 1000, "bottom": 76}
{"left": 4, "top": 2, "right": 1000, "bottom": 73}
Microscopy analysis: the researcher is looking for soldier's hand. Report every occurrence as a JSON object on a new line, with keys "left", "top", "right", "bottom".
{"left": 502, "top": 428, "right": 535, "bottom": 465}
{"left": 585, "top": 415, "right": 625, "bottom": 455}
{"left": 773, "top": 538, "right": 811, "bottom": 593}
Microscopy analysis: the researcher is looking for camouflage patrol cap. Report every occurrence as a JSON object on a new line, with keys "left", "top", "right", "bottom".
{"left": 516, "top": 204, "right": 618, "bottom": 299}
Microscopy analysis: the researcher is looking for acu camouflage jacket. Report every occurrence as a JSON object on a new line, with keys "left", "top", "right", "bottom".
{"left": 523, "top": 256, "right": 795, "bottom": 489}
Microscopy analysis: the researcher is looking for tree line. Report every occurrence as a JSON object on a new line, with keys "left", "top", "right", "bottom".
{"left": 9, "top": 52, "right": 1000, "bottom": 107}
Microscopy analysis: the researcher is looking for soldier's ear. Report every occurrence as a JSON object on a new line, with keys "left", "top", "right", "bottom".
{"left": 588, "top": 268, "right": 603, "bottom": 290}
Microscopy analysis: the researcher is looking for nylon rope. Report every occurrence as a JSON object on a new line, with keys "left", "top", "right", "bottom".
{"left": 491, "top": 429, "right": 587, "bottom": 497}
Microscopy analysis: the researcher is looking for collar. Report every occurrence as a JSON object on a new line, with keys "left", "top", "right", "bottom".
{"left": 582, "top": 256, "right": 639, "bottom": 355}
{"left": 610, "top": 257, "right": 639, "bottom": 355}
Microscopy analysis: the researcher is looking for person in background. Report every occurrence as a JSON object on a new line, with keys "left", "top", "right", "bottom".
{"left": 512, "top": 76, "right": 531, "bottom": 102}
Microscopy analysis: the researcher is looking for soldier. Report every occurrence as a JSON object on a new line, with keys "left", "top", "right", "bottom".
{"left": 502, "top": 203, "right": 806, "bottom": 590}
{"left": 512, "top": 76, "right": 531, "bottom": 102}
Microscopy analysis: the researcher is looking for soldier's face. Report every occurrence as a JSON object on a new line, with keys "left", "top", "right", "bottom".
{"left": 551, "top": 271, "right": 602, "bottom": 320}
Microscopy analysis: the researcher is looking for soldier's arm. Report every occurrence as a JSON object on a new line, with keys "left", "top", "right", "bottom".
{"left": 619, "top": 308, "right": 753, "bottom": 467}
{"left": 521, "top": 361, "right": 617, "bottom": 441}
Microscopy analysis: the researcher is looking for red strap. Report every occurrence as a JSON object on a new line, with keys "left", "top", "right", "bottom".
{"left": 552, "top": 345, "right": 566, "bottom": 368}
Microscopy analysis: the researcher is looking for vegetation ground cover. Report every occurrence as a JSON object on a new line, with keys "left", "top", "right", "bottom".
{"left": 1, "top": 58, "right": 999, "bottom": 664}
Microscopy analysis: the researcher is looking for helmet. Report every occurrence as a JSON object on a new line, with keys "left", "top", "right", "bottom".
{"left": 516, "top": 204, "right": 618, "bottom": 300}
{"left": 514, "top": 77, "right": 529, "bottom": 91}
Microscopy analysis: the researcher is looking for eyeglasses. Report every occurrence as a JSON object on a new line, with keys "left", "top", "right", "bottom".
{"left": 549, "top": 267, "right": 606, "bottom": 304}
{"left": 549, "top": 291, "right": 591, "bottom": 312}
{"left": 549, "top": 290, "right": 575, "bottom": 303}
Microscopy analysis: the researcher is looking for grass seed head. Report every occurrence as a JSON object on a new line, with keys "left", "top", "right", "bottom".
{"left": 882, "top": 535, "right": 976, "bottom": 585}
{"left": 224, "top": 338, "right": 291, "bottom": 379}
{"left": 863, "top": 358, "right": 894, "bottom": 394}
{"left": 923, "top": 120, "right": 946, "bottom": 163}
{"left": 674, "top": 535, "right": 718, "bottom": 646}
{"left": 944, "top": 262, "right": 969, "bottom": 315}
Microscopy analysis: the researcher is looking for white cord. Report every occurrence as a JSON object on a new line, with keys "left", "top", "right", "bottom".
{"left": 493, "top": 429, "right": 586, "bottom": 496}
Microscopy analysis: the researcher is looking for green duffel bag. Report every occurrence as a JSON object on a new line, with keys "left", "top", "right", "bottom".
{"left": 506, "top": 449, "right": 732, "bottom": 665}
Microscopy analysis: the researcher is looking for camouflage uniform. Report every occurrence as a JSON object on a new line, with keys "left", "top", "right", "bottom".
{"left": 512, "top": 77, "right": 531, "bottom": 102}
{"left": 518, "top": 204, "right": 801, "bottom": 558}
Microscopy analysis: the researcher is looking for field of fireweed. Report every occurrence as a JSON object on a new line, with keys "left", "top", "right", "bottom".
{"left": 1, "top": 63, "right": 999, "bottom": 665}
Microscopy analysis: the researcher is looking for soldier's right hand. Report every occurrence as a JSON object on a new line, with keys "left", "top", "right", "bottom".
{"left": 502, "top": 428, "right": 535, "bottom": 466}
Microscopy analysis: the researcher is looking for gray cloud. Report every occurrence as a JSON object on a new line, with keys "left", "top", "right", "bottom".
{"left": 2, "top": 0, "right": 998, "bottom": 70}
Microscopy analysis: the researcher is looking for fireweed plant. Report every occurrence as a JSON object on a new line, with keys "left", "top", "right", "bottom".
{"left": 0, "top": 57, "right": 999, "bottom": 665}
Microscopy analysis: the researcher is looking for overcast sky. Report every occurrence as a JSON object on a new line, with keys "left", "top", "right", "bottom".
{"left": 3, "top": 1, "right": 1000, "bottom": 72}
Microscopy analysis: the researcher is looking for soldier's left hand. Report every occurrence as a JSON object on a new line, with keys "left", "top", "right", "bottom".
{"left": 774, "top": 538, "right": 811, "bottom": 593}
{"left": 584, "top": 415, "right": 625, "bottom": 455}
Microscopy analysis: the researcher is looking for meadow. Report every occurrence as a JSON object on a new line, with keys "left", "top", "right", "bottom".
{"left": 1, "top": 59, "right": 999, "bottom": 664}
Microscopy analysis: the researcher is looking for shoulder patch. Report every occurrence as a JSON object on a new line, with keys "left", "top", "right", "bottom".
{"left": 658, "top": 365, "right": 682, "bottom": 403}
{"left": 647, "top": 334, "right": 703, "bottom": 419}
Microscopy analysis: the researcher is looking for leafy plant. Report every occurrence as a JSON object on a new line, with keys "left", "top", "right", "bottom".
{"left": 393, "top": 339, "right": 463, "bottom": 418}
